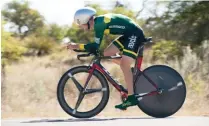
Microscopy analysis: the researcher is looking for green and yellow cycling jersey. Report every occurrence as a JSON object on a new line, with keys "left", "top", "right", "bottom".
{"left": 80, "top": 13, "right": 145, "bottom": 58}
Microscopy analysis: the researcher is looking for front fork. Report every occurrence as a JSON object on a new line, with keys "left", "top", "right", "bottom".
{"left": 83, "top": 66, "right": 95, "bottom": 93}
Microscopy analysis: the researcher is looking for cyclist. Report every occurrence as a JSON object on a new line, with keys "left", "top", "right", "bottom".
{"left": 67, "top": 7, "right": 146, "bottom": 110}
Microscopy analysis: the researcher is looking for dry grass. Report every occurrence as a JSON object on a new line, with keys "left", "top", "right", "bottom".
{"left": 1, "top": 44, "right": 209, "bottom": 119}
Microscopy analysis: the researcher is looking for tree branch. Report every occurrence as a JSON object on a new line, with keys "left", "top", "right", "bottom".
{"left": 135, "top": 0, "right": 148, "bottom": 18}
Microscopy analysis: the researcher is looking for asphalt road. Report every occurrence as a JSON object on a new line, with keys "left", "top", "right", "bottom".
{"left": 2, "top": 116, "right": 209, "bottom": 126}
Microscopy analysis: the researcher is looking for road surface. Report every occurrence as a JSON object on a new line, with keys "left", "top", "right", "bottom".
{"left": 2, "top": 116, "right": 209, "bottom": 126}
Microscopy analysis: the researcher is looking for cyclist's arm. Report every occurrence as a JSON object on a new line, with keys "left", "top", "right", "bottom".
{"left": 80, "top": 43, "right": 99, "bottom": 52}
{"left": 78, "top": 33, "right": 103, "bottom": 52}
{"left": 78, "top": 30, "right": 104, "bottom": 53}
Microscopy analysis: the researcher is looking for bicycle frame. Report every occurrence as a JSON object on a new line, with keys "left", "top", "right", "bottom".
{"left": 83, "top": 45, "right": 161, "bottom": 99}
{"left": 88, "top": 57, "right": 129, "bottom": 98}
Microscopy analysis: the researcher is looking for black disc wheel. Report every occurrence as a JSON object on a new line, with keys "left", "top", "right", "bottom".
{"left": 134, "top": 65, "right": 186, "bottom": 118}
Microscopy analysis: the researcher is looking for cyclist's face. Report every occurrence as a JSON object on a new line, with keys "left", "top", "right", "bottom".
{"left": 78, "top": 18, "right": 94, "bottom": 30}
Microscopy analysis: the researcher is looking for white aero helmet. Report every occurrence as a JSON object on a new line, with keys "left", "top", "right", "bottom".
{"left": 74, "top": 7, "right": 96, "bottom": 25}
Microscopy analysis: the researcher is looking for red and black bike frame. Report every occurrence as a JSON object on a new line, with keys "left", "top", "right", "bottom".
{"left": 82, "top": 45, "right": 161, "bottom": 99}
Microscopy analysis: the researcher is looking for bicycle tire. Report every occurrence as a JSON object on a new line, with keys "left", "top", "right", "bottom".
{"left": 57, "top": 66, "right": 109, "bottom": 118}
{"left": 134, "top": 65, "right": 186, "bottom": 118}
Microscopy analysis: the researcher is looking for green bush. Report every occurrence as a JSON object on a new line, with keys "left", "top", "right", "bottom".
{"left": 25, "top": 35, "right": 57, "bottom": 56}
{"left": 1, "top": 30, "right": 27, "bottom": 65}
{"left": 2, "top": 41, "right": 27, "bottom": 65}
{"left": 152, "top": 40, "right": 183, "bottom": 61}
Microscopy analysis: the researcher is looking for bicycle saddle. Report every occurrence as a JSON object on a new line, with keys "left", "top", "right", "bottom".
{"left": 144, "top": 37, "right": 152, "bottom": 44}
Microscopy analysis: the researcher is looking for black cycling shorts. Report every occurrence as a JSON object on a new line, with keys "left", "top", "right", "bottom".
{"left": 113, "top": 29, "right": 146, "bottom": 59}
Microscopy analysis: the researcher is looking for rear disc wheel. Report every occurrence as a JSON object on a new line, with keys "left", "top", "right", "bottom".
{"left": 134, "top": 65, "right": 186, "bottom": 118}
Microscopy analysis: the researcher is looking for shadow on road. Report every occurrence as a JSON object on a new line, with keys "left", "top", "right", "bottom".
{"left": 22, "top": 117, "right": 173, "bottom": 123}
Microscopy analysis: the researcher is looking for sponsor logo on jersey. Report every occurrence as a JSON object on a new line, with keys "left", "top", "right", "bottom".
{"left": 128, "top": 35, "right": 137, "bottom": 49}
{"left": 109, "top": 25, "right": 125, "bottom": 29}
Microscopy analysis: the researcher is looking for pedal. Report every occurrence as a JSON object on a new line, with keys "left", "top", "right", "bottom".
{"left": 120, "top": 94, "right": 127, "bottom": 102}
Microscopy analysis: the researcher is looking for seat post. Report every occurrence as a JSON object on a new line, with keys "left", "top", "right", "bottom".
{"left": 137, "top": 45, "right": 144, "bottom": 57}
{"left": 134, "top": 36, "right": 152, "bottom": 70}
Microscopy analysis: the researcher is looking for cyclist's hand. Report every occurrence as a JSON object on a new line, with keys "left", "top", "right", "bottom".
{"left": 66, "top": 42, "right": 79, "bottom": 50}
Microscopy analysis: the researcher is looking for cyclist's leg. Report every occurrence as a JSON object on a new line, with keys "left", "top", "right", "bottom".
{"left": 104, "top": 35, "right": 125, "bottom": 65}
{"left": 115, "top": 30, "right": 145, "bottom": 110}
{"left": 120, "top": 32, "right": 143, "bottom": 95}
{"left": 120, "top": 55, "right": 135, "bottom": 94}
{"left": 103, "top": 43, "right": 121, "bottom": 65}
{"left": 103, "top": 44, "right": 120, "bottom": 56}
{"left": 115, "top": 54, "right": 138, "bottom": 110}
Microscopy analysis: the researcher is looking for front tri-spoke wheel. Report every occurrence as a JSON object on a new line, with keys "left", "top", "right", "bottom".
{"left": 57, "top": 66, "right": 109, "bottom": 118}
